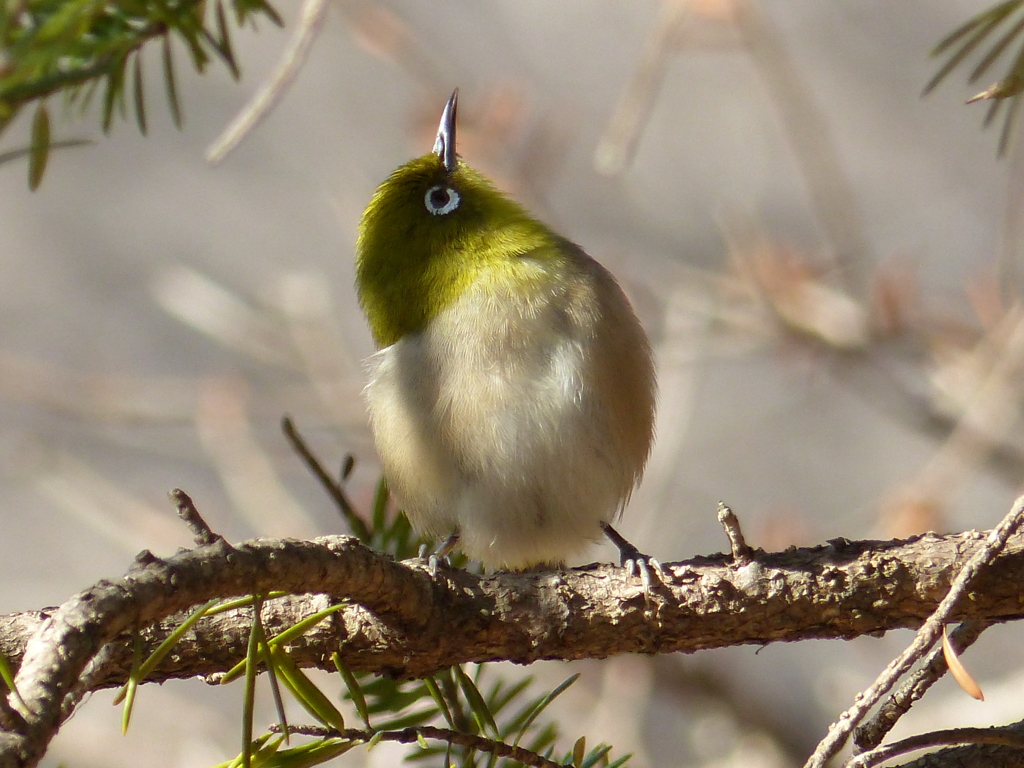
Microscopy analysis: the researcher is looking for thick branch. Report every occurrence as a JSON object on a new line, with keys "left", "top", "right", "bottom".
{"left": 2, "top": 529, "right": 1024, "bottom": 767}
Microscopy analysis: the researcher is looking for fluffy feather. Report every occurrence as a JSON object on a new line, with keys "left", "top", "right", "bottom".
{"left": 363, "top": 242, "right": 654, "bottom": 569}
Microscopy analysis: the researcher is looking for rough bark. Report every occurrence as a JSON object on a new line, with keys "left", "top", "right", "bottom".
{"left": 1, "top": 529, "right": 1023, "bottom": 768}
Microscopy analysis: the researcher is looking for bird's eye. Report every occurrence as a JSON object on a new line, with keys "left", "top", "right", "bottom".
{"left": 424, "top": 184, "right": 460, "bottom": 216}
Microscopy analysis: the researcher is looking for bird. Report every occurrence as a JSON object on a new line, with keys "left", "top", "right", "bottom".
{"left": 355, "top": 89, "right": 659, "bottom": 580}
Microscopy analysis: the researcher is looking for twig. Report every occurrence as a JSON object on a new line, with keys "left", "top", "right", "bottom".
{"left": 804, "top": 494, "right": 1024, "bottom": 768}
{"left": 717, "top": 502, "right": 752, "bottom": 565}
{"left": 888, "top": 308, "right": 1024, "bottom": 521}
{"left": 205, "top": 0, "right": 329, "bottom": 163}
{"left": 892, "top": 725, "right": 1024, "bottom": 768}
{"left": 829, "top": 352, "right": 1024, "bottom": 494}
{"left": 169, "top": 488, "right": 223, "bottom": 547}
{"left": 272, "top": 723, "right": 566, "bottom": 768}
{"left": 853, "top": 620, "right": 990, "bottom": 752}
{"left": 593, "top": 0, "right": 690, "bottom": 175}
{"left": 738, "top": 0, "right": 872, "bottom": 288}
{"left": 849, "top": 725, "right": 1024, "bottom": 768}
{"left": 281, "top": 417, "right": 371, "bottom": 542}
{"left": 197, "top": 380, "right": 319, "bottom": 539}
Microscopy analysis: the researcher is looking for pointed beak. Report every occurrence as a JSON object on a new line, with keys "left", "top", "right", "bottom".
{"left": 432, "top": 89, "right": 459, "bottom": 174}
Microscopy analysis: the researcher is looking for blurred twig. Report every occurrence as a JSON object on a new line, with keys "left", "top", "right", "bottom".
{"left": 597, "top": 0, "right": 871, "bottom": 289}
{"left": 338, "top": 0, "right": 448, "bottom": 95}
{"left": 722, "top": 215, "right": 871, "bottom": 350}
{"left": 881, "top": 305, "right": 1024, "bottom": 533}
{"left": 275, "top": 272, "right": 366, "bottom": 428}
{"left": 33, "top": 451, "right": 190, "bottom": 554}
{"left": 195, "top": 376, "right": 319, "bottom": 538}
{"left": 152, "top": 266, "right": 301, "bottom": 369}
{"left": 281, "top": 416, "right": 370, "bottom": 542}
{"left": 206, "top": 0, "right": 329, "bottom": 163}
{"left": 594, "top": 0, "right": 691, "bottom": 177}
{"left": 0, "top": 349, "right": 197, "bottom": 423}
{"left": 737, "top": 0, "right": 871, "bottom": 289}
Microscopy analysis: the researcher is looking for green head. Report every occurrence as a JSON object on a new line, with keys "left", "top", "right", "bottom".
{"left": 356, "top": 90, "right": 557, "bottom": 348}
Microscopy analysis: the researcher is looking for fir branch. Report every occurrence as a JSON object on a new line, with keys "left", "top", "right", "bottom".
{"left": 0, "top": 0, "right": 283, "bottom": 187}
{"left": 927, "top": 0, "right": 1024, "bottom": 154}
{"left": 273, "top": 723, "right": 567, "bottom": 768}
{"left": 4, "top": 521, "right": 1024, "bottom": 766}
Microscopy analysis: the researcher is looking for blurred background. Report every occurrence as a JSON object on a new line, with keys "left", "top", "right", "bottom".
{"left": 2, "top": 0, "right": 1023, "bottom": 765}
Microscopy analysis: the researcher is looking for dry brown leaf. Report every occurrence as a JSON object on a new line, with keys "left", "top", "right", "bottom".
{"left": 942, "top": 624, "right": 985, "bottom": 701}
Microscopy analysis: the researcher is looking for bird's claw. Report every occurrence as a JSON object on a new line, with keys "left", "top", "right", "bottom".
{"left": 428, "top": 553, "right": 442, "bottom": 577}
{"left": 601, "top": 522, "right": 669, "bottom": 595}
{"left": 624, "top": 555, "right": 666, "bottom": 594}
{"left": 418, "top": 533, "right": 460, "bottom": 577}
{"left": 416, "top": 543, "right": 443, "bottom": 576}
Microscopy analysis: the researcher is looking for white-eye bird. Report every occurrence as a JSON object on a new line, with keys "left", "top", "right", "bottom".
{"left": 355, "top": 90, "right": 658, "bottom": 574}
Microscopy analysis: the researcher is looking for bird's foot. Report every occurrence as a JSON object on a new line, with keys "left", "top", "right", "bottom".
{"left": 600, "top": 522, "right": 667, "bottom": 595}
{"left": 419, "top": 533, "right": 461, "bottom": 577}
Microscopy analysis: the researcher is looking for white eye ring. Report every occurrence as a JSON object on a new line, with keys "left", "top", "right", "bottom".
{"left": 424, "top": 184, "right": 461, "bottom": 215}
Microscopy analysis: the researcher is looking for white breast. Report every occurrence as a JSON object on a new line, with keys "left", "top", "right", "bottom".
{"left": 363, "top": 256, "right": 654, "bottom": 570}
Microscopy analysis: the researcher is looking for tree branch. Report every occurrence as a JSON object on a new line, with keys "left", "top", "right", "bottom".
{"left": 809, "top": 494, "right": 1024, "bottom": 767}
{"left": 2, "top": 527, "right": 1024, "bottom": 767}
{"left": 853, "top": 619, "right": 991, "bottom": 752}
{"left": 859, "top": 722, "right": 1024, "bottom": 767}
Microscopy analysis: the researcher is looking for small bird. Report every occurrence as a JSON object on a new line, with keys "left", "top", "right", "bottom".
{"left": 355, "top": 90, "right": 658, "bottom": 577}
